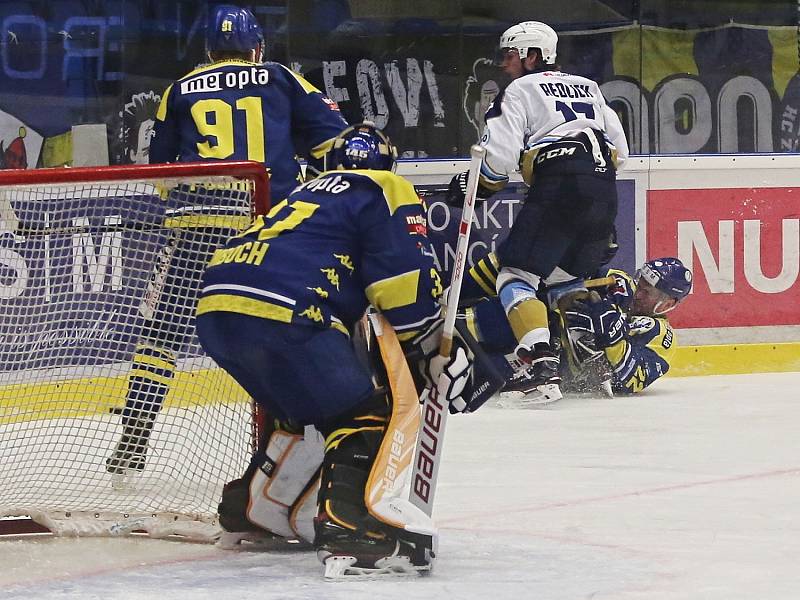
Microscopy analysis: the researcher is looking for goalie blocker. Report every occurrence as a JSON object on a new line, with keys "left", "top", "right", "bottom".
{"left": 405, "top": 314, "right": 512, "bottom": 415}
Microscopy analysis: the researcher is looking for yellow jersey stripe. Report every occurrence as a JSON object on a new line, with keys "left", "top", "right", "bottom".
{"left": 396, "top": 331, "right": 417, "bottom": 342}
{"left": 310, "top": 137, "right": 336, "bottom": 159}
{"left": 604, "top": 339, "right": 627, "bottom": 366}
{"left": 365, "top": 270, "right": 420, "bottom": 311}
{"left": 350, "top": 170, "right": 420, "bottom": 215}
{"left": 129, "top": 369, "right": 173, "bottom": 386}
{"left": 280, "top": 64, "right": 323, "bottom": 94}
{"left": 135, "top": 343, "right": 176, "bottom": 361}
{"left": 181, "top": 59, "right": 259, "bottom": 80}
{"left": 132, "top": 354, "right": 176, "bottom": 372}
{"left": 164, "top": 215, "right": 251, "bottom": 230}
{"left": 470, "top": 264, "right": 496, "bottom": 296}
{"left": 197, "top": 294, "right": 293, "bottom": 322}
{"left": 198, "top": 294, "right": 349, "bottom": 335}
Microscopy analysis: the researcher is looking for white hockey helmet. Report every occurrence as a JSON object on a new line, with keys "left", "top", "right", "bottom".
{"left": 499, "top": 21, "right": 558, "bottom": 65}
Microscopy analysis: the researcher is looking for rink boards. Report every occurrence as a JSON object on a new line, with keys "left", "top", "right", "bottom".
{"left": 0, "top": 154, "right": 796, "bottom": 406}
{"left": 399, "top": 154, "right": 800, "bottom": 376}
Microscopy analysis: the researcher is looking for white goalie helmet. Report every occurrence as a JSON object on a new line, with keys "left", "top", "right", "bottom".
{"left": 499, "top": 21, "right": 558, "bottom": 64}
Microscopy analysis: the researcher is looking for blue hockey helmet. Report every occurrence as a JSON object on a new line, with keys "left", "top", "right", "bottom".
{"left": 634, "top": 257, "right": 693, "bottom": 315}
{"left": 207, "top": 5, "right": 264, "bottom": 56}
{"left": 325, "top": 122, "right": 398, "bottom": 172}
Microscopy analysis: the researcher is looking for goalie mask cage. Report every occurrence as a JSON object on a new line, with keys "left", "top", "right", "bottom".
{"left": 0, "top": 161, "right": 269, "bottom": 541}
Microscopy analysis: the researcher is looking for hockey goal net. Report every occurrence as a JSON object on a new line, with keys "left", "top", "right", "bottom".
{"left": 0, "top": 161, "right": 269, "bottom": 541}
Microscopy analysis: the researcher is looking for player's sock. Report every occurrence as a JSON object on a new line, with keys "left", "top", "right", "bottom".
{"left": 106, "top": 344, "right": 176, "bottom": 474}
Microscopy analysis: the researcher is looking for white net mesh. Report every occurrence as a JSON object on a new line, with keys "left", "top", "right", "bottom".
{"left": 0, "top": 168, "right": 263, "bottom": 540}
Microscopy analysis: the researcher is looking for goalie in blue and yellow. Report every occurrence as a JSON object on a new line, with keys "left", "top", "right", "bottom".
{"left": 197, "top": 123, "right": 463, "bottom": 578}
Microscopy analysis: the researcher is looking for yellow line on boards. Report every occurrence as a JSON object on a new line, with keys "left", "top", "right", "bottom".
{"left": 670, "top": 342, "right": 800, "bottom": 377}
{"left": 0, "top": 368, "right": 251, "bottom": 426}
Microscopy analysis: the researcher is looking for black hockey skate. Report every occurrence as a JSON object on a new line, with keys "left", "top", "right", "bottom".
{"left": 105, "top": 414, "right": 155, "bottom": 475}
{"left": 499, "top": 343, "right": 563, "bottom": 407}
{"left": 315, "top": 513, "right": 433, "bottom": 580}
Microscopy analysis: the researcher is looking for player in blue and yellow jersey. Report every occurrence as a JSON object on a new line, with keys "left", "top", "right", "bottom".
{"left": 196, "top": 123, "right": 465, "bottom": 577}
{"left": 150, "top": 4, "right": 348, "bottom": 202}
{"left": 105, "top": 5, "right": 348, "bottom": 477}
{"left": 463, "top": 257, "right": 693, "bottom": 405}
{"left": 572, "top": 257, "right": 693, "bottom": 395}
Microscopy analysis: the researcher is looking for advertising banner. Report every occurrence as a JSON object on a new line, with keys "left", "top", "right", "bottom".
{"left": 1, "top": 3, "right": 800, "bottom": 166}
{"left": 421, "top": 178, "right": 638, "bottom": 282}
{"left": 0, "top": 189, "right": 204, "bottom": 375}
{"left": 648, "top": 186, "right": 800, "bottom": 329}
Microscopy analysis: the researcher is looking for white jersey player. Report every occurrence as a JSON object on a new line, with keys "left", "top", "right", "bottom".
{"left": 479, "top": 35, "right": 628, "bottom": 188}
{"left": 446, "top": 21, "right": 630, "bottom": 405}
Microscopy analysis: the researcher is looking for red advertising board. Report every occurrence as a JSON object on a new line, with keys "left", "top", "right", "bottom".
{"left": 648, "top": 187, "right": 800, "bottom": 329}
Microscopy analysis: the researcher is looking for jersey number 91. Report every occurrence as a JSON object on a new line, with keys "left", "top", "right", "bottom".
{"left": 191, "top": 97, "right": 265, "bottom": 162}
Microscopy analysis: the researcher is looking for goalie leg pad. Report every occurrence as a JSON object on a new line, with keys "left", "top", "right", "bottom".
{"left": 316, "top": 318, "right": 437, "bottom": 575}
{"left": 218, "top": 424, "right": 323, "bottom": 544}
{"left": 288, "top": 475, "right": 320, "bottom": 544}
{"left": 316, "top": 393, "right": 390, "bottom": 539}
{"left": 245, "top": 425, "right": 323, "bottom": 542}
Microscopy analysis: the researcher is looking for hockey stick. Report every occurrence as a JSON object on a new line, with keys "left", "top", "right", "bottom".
{"left": 585, "top": 276, "right": 615, "bottom": 289}
{"left": 139, "top": 228, "right": 181, "bottom": 321}
{"left": 410, "top": 144, "right": 486, "bottom": 517}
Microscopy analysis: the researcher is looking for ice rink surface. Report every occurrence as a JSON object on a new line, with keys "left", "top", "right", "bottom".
{"left": 2, "top": 371, "right": 799, "bottom": 600}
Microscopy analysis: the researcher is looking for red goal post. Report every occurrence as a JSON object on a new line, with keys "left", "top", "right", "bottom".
{"left": 0, "top": 161, "right": 269, "bottom": 540}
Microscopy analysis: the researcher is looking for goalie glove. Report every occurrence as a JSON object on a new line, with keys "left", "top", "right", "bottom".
{"left": 444, "top": 170, "right": 495, "bottom": 207}
{"left": 565, "top": 297, "right": 627, "bottom": 349}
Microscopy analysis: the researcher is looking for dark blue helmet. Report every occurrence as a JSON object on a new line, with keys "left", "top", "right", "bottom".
{"left": 325, "top": 122, "right": 398, "bottom": 172}
{"left": 207, "top": 5, "right": 264, "bottom": 55}
{"left": 638, "top": 257, "right": 693, "bottom": 301}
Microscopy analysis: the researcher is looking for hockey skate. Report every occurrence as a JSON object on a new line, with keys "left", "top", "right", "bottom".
{"left": 315, "top": 514, "right": 433, "bottom": 580}
{"left": 498, "top": 343, "right": 563, "bottom": 408}
{"left": 106, "top": 413, "right": 155, "bottom": 488}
